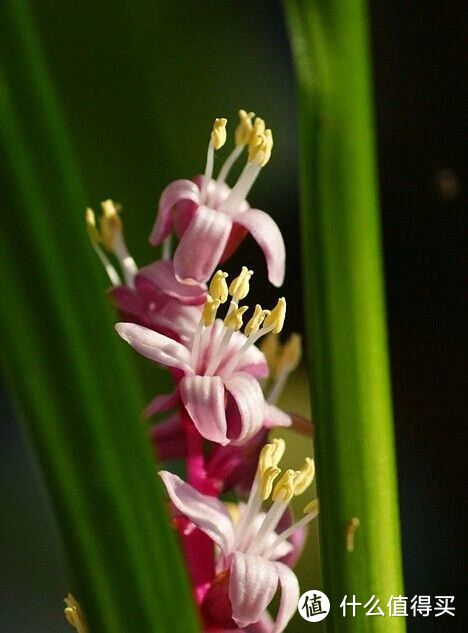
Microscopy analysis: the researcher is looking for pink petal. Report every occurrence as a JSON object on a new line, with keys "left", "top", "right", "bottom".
{"left": 144, "top": 388, "right": 179, "bottom": 419}
{"left": 264, "top": 405, "right": 292, "bottom": 429}
{"left": 159, "top": 471, "right": 234, "bottom": 552}
{"left": 174, "top": 205, "right": 232, "bottom": 284}
{"left": 229, "top": 552, "right": 278, "bottom": 629}
{"left": 115, "top": 323, "right": 193, "bottom": 373}
{"left": 224, "top": 373, "right": 266, "bottom": 444}
{"left": 150, "top": 179, "right": 200, "bottom": 245}
{"left": 151, "top": 301, "right": 202, "bottom": 344}
{"left": 180, "top": 375, "right": 228, "bottom": 445}
{"left": 150, "top": 414, "right": 186, "bottom": 460}
{"left": 138, "top": 260, "right": 207, "bottom": 305}
{"left": 234, "top": 209, "right": 286, "bottom": 287}
{"left": 271, "top": 563, "right": 299, "bottom": 633}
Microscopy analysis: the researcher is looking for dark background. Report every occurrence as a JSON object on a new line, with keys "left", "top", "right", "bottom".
{"left": 1, "top": 2, "right": 465, "bottom": 631}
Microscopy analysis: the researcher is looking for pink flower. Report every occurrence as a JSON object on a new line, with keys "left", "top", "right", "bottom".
{"left": 159, "top": 440, "right": 318, "bottom": 633}
{"left": 149, "top": 112, "right": 285, "bottom": 287}
{"left": 116, "top": 268, "right": 291, "bottom": 445}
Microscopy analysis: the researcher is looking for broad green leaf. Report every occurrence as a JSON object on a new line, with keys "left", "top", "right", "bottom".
{"left": 0, "top": 1, "right": 198, "bottom": 631}
{"left": 283, "top": 2, "right": 406, "bottom": 631}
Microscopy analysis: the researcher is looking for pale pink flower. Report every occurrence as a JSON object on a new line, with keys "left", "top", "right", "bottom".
{"left": 116, "top": 268, "right": 291, "bottom": 445}
{"left": 149, "top": 112, "right": 285, "bottom": 287}
{"left": 159, "top": 440, "right": 318, "bottom": 632}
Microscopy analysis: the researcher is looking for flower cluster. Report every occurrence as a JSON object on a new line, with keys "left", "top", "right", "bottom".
{"left": 67, "top": 111, "right": 317, "bottom": 633}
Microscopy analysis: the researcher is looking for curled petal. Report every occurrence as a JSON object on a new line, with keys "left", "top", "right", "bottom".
{"left": 115, "top": 323, "right": 193, "bottom": 373}
{"left": 150, "top": 179, "right": 200, "bottom": 245}
{"left": 174, "top": 205, "right": 232, "bottom": 284}
{"left": 229, "top": 552, "right": 278, "bottom": 629}
{"left": 271, "top": 562, "right": 299, "bottom": 633}
{"left": 180, "top": 375, "right": 228, "bottom": 445}
{"left": 234, "top": 209, "right": 286, "bottom": 287}
{"left": 264, "top": 404, "right": 292, "bottom": 429}
{"left": 138, "top": 260, "right": 206, "bottom": 305}
{"left": 224, "top": 373, "right": 266, "bottom": 444}
{"left": 159, "top": 471, "right": 235, "bottom": 552}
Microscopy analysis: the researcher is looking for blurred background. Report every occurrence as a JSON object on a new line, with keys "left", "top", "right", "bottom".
{"left": 0, "top": 1, "right": 464, "bottom": 631}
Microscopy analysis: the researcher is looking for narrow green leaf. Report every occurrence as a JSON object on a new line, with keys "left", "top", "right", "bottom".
{"left": 0, "top": 1, "right": 198, "bottom": 631}
{"left": 283, "top": 1, "right": 406, "bottom": 631}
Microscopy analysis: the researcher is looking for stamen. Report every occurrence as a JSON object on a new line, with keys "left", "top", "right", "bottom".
{"left": 85, "top": 208, "right": 121, "bottom": 286}
{"left": 99, "top": 200, "right": 138, "bottom": 287}
{"left": 224, "top": 304, "right": 248, "bottom": 331}
{"left": 244, "top": 304, "right": 269, "bottom": 337}
{"left": 229, "top": 266, "right": 253, "bottom": 302}
{"left": 211, "top": 117, "right": 228, "bottom": 150}
{"left": 204, "top": 303, "right": 247, "bottom": 376}
{"left": 259, "top": 332, "right": 280, "bottom": 373}
{"left": 293, "top": 458, "right": 315, "bottom": 496}
{"left": 260, "top": 465, "right": 281, "bottom": 500}
{"left": 220, "top": 297, "right": 286, "bottom": 378}
{"left": 272, "top": 469, "right": 296, "bottom": 503}
{"left": 262, "top": 499, "right": 319, "bottom": 560}
{"left": 266, "top": 333, "right": 302, "bottom": 404}
{"left": 215, "top": 110, "right": 254, "bottom": 186}
{"left": 201, "top": 118, "right": 228, "bottom": 200}
{"left": 263, "top": 297, "right": 286, "bottom": 334}
{"left": 248, "top": 129, "right": 273, "bottom": 167}
{"left": 258, "top": 438, "right": 286, "bottom": 474}
{"left": 209, "top": 270, "right": 229, "bottom": 303}
{"left": 201, "top": 295, "right": 221, "bottom": 327}
{"left": 64, "top": 594, "right": 88, "bottom": 633}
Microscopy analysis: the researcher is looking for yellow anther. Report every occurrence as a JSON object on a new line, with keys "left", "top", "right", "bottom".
{"left": 229, "top": 266, "right": 253, "bottom": 302}
{"left": 209, "top": 270, "right": 229, "bottom": 303}
{"left": 85, "top": 208, "right": 101, "bottom": 245}
{"left": 303, "top": 499, "right": 319, "bottom": 515}
{"left": 258, "top": 438, "right": 286, "bottom": 475}
{"left": 271, "top": 437, "right": 286, "bottom": 465}
{"left": 259, "top": 332, "right": 280, "bottom": 372}
{"left": 272, "top": 469, "right": 296, "bottom": 503}
{"left": 249, "top": 117, "right": 266, "bottom": 148}
{"left": 260, "top": 465, "right": 281, "bottom": 500}
{"left": 211, "top": 117, "right": 227, "bottom": 150}
{"left": 224, "top": 304, "right": 248, "bottom": 331}
{"left": 64, "top": 594, "right": 88, "bottom": 633}
{"left": 99, "top": 199, "right": 123, "bottom": 252}
{"left": 248, "top": 129, "right": 273, "bottom": 167}
{"left": 201, "top": 295, "right": 221, "bottom": 326}
{"left": 275, "top": 333, "right": 302, "bottom": 378}
{"left": 293, "top": 458, "right": 315, "bottom": 496}
{"left": 263, "top": 297, "right": 286, "bottom": 334}
{"left": 245, "top": 304, "right": 269, "bottom": 337}
{"left": 235, "top": 110, "right": 255, "bottom": 146}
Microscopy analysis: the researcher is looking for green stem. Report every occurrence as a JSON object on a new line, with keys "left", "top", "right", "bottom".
{"left": 283, "top": 2, "right": 405, "bottom": 631}
{"left": 0, "top": 1, "right": 198, "bottom": 631}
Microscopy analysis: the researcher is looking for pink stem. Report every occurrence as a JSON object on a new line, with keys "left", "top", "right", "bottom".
{"left": 180, "top": 408, "right": 217, "bottom": 604}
